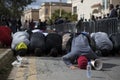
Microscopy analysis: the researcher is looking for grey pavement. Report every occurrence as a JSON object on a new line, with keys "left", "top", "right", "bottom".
{"left": 8, "top": 57, "right": 120, "bottom": 80}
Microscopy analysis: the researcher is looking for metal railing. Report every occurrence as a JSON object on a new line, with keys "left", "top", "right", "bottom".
{"left": 50, "top": 18, "right": 120, "bottom": 35}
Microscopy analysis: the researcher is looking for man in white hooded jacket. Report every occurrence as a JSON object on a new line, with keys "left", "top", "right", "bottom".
{"left": 11, "top": 31, "right": 30, "bottom": 56}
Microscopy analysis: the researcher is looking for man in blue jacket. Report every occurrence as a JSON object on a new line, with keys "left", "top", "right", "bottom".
{"left": 62, "top": 33, "right": 98, "bottom": 69}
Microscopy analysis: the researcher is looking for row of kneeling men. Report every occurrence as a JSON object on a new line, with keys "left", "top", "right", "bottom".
{"left": 11, "top": 29, "right": 62, "bottom": 57}
{"left": 0, "top": 26, "right": 120, "bottom": 57}
{"left": 12, "top": 30, "right": 120, "bottom": 57}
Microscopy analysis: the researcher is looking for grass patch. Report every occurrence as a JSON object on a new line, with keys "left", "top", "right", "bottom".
{"left": 0, "top": 57, "right": 15, "bottom": 80}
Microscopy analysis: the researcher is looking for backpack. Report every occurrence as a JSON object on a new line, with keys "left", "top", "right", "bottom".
{"left": 66, "top": 32, "right": 96, "bottom": 52}
{"left": 81, "top": 32, "right": 96, "bottom": 51}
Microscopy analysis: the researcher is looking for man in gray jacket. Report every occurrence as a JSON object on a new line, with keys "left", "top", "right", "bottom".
{"left": 91, "top": 32, "right": 113, "bottom": 56}
{"left": 62, "top": 33, "right": 98, "bottom": 69}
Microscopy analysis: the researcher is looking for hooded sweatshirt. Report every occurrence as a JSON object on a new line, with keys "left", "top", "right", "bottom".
{"left": 11, "top": 31, "right": 30, "bottom": 50}
{"left": 91, "top": 32, "right": 113, "bottom": 50}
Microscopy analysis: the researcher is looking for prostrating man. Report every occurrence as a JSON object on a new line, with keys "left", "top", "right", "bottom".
{"left": 29, "top": 31, "right": 46, "bottom": 56}
{"left": 62, "top": 33, "right": 98, "bottom": 69}
{"left": 91, "top": 32, "right": 113, "bottom": 56}
{"left": 11, "top": 31, "right": 30, "bottom": 56}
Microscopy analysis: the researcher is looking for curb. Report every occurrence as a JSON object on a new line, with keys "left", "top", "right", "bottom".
{"left": 0, "top": 49, "right": 13, "bottom": 70}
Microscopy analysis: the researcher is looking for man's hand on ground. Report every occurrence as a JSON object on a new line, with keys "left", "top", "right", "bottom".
{"left": 69, "top": 65, "right": 77, "bottom": 70}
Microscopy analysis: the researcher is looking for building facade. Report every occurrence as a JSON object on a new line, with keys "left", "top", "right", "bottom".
{"left": 23, "top": 9, "right": 39, "bottom": 21}
{"left": 72, "top": 0, "right": 120, "bottom": 20}
{"left": 39, "top": 2, "right": 72, "bottom": 21}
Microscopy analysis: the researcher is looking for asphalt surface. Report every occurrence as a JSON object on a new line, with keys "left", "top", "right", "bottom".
{"left": 8, "top": 56, "right": 120, "bottom": 80}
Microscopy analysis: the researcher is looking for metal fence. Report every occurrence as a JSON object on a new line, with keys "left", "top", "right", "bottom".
{"left": 50, "top": 18, "right": 120, "bottom": 35}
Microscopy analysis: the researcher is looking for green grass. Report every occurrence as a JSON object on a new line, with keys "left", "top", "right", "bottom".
{"left": 0, "top": 57, "right": 15, "bottom": 80}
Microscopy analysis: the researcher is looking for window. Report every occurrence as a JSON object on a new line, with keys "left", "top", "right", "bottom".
{"left": 107, "top": 0, "right": 110, "bottom": 9}
{"left": 102, "top": 0, "right": 110, "bottom": 10}
{"left": 45, "top": 8, "right": 48, "bottom": 15}
{"left": 73, "top": 6, "right": 77, "bottom": 14}
{"left": 102, "top": 0, "right": 105, "bottom": 10}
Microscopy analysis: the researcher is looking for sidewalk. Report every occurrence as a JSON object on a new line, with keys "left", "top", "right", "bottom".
{"left": 8, "top": 57, "right": 120, "bottom": 80}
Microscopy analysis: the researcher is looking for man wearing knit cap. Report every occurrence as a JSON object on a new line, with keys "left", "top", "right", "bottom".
{"left": 62, "top": 33, "right": 98, "bottom": 69}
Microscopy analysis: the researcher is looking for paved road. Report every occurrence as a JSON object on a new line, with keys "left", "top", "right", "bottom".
{"left": 8, "top": 57, "right": 120, "bottom": 80}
